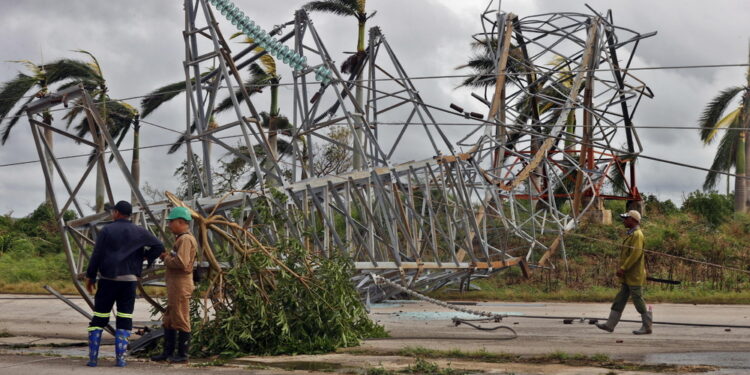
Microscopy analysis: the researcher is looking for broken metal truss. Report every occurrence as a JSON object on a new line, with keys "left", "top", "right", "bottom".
{"left": 25, "top": 0, "right": 653, "bottom": 312}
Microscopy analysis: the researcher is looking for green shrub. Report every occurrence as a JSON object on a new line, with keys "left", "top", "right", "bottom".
{"left": 0, "top": 243, "right": 69, "bottom": 283}
{"left": 681, "top": 191, "right": 732, "bottom": 228}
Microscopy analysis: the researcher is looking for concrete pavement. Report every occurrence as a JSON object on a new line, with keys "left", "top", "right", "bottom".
{"left": 1, "top": 294, "right": 749, "bottom": 373}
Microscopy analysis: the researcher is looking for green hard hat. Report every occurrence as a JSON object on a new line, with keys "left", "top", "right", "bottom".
{"left": 167, "top": 206, "right": 192, "bottom": 221}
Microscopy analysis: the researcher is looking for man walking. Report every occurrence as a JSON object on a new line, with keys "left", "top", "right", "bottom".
{"left": 85, "top": 201, "right": 165, "bottom": 367}
{"left": 596, "top": 210, "right": 652, "bottom": 335}
{"left": 150, "top": 206, "right": 198, "bottom": 363}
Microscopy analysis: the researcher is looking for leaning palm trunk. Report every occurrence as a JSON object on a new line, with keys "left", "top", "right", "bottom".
{"left": 130, "top": 118, "right": 141, "bottom": 203}
{"left": 94, "top": 93, "right": 109, "bottom": 212}
{"left": 736, "top": 131, "right": 746, "bottom": 212}
{"left": 42, "top": 111, "right": 54, "bottom": 204}
{"left": 351, "top": 20, "right": 366, "bottom": 170}
{"left": 743, "top": 57, "right": 750, "bottom": 212}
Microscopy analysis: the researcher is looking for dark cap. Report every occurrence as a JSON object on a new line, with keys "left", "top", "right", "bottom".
{"left": 108, "top": 200, "right": 132, "bottom": 216}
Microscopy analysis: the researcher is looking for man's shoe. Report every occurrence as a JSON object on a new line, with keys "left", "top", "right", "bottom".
{"left": 150, "top": 329, "right": 176, "bottom": 361}
{"left": 595, "top": 310, "right": 622, "bottom": 332}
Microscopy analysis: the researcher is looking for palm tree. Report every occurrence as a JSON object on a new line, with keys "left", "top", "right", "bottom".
{"left": 303, "top": 0, "right": 375, "bottom": 170}
{"left": 0, "top": 58, "right": 100, "bottom": 202}
{"left": 60, "top": 50, "right": 140, "bottom": 211}
{"left": 699, "top": 82, "right": 749, "bottom": 212}
{"left": 456, "top": 37, "right": 526, "bottom": 91}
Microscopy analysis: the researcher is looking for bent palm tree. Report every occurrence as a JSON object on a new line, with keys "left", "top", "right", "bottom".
{"left": 0, "top": 58, "right": 100, "bottom": 202}
{"left": 699, "top": 84, "right": 749, "bottom": 212}
{"left": 60, "top": 50, "right": 140, "bottom": 210}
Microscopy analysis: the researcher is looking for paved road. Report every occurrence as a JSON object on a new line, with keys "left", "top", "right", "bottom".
{"left": 1, "top": 294, "right": 749, "bottom": 373}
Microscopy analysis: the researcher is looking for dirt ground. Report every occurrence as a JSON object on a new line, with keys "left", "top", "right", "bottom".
{"left": 1, "top": 294, "right": 748, "bottom": 374}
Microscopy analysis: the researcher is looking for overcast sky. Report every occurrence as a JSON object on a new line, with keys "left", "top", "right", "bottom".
{"left": 0, "top": 0, "right": 748, "bottom": 216}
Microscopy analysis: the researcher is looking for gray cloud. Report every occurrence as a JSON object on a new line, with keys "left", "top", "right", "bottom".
{"left": 0, "top": 0, "right": 748, "bottom": 215}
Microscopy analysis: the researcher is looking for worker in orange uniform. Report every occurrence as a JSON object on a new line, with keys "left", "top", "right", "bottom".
{"left": 151, "top": 206, "right": 197, "bottom": 363}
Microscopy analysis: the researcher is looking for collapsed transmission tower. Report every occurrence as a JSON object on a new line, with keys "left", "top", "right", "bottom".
{"left": 25, "top": 0, "right": 653, "bottom": 314}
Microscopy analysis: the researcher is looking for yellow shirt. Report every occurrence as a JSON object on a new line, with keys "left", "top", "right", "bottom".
{"left": 619, "top": 228, "right": 646, "bottom": 286}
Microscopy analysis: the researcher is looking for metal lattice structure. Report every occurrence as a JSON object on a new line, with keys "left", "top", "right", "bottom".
{"left": 25, "top": 0, "right": 653, "bottom": 312}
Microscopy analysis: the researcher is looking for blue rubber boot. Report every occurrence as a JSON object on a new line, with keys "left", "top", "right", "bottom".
{"left": 114, "top": 329, "right": 130, "bottom": 367}
{"left": 86, "top": 328, "right": 103, "bottom": 367}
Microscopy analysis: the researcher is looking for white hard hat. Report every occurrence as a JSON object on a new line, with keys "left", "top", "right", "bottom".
{"left": 619, "top": 210, "right": 641, "bottom": 222}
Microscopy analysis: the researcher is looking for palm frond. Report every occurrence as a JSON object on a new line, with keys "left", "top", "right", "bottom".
{"left": 0, "top": 73, "right": 36, "bottom": 120}
{"left": 607, "top": 155, "right": 634, "bottom": 195}
{"left": 703, "top": 106, "right": 741, "bottom": 144}
{"left": 259, "top": 55, "right": 277, "bottom": 76}
{"left": 303, "top": 0, "right": 358, "bottom": 17}
{"left": 703, "top": 115, "right": 741, "bottom": 190}
{"left": 56, "top": 80, "right": 97, "bottom": 93}
{"left": 232, "top": 35, "right": 277, "bottom": 76}
{"left": 213, "top": 65, "right": 273, "bottom": 115}
{"left": 167, "top": 122, "right": 197, "bottom": 154}
{"left": 269, "top": 115, "right": 294, "bottom": 130}
{"left": 0, "top": 94, "right": 35, "bottom": 145}
{"left": 61, "top": 98, "right": 85, "bottom": 129}
{"left": 140, "top": 79, "right": 191, "bottom": 118}
{"left": 698, "top": 86, "right": 743, "bottom": 142}
{"left": 470, "top": 37, "right": 498, "bottom": 55}
{"left": 73, "top": 50, "right": 104, "bottom": 81}
{"left": 455, "top": 44, "right": 524, "bottom": 89}
{"left": 42, "top": 59, "right": 101, "bottom": 86}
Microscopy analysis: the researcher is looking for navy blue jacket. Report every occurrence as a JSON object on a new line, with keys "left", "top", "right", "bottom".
{"left": 86, "top": 219, "right": 165, "bottom": 280}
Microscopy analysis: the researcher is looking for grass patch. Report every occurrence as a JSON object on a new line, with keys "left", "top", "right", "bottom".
{"left": 364, "top": 358, "right": 473, "bottom": 375}
{"left": 0, "top": 330, "right": 13, "bottom": 338}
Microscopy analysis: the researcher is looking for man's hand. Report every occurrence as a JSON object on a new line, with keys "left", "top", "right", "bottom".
{"left": 159, "top": 252, "right": 167, "bottom": 261}
{"left": 616, "top": 269, "right": 625, "bottom": 278}
{"left": 86, "top": 278, "right": 96, "bottom": 294}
